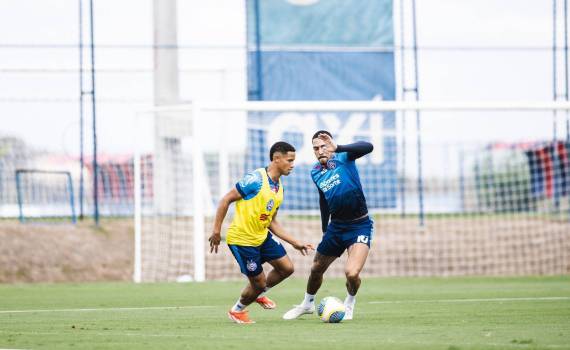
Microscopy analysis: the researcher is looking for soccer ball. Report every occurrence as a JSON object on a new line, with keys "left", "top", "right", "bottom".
{"left": 317, "top": 296, "right": 346, "bottom": 323}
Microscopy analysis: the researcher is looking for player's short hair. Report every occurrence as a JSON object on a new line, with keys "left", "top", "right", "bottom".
{"left": 269, "top": 141, "right": 296, "bottom": 161}
{"left": 312, "top": 130, "right": 333, "bottom": 140}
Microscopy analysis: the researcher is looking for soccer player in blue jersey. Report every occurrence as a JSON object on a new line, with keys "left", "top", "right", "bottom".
{"left": 283, "top": 131, "right": 374, "bottom": 321}
{"left": 209, "top": 141, "right": 314, "bottom": 324}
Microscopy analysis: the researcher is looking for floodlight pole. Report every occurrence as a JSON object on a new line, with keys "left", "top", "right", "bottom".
{"left": 78, "top": 0, "right": 85, "bottom": 221}
{"left": 250, "top": 0, "right": 264, "bottom": 100}
{"left": 410, "top": 0, "right": 425, "bottom": 227}
{"left": 89, "top": 0, "right": 99, "bottom": 226}
{"left": 400, "top": 0, "right": 424, "bottom": 226}
{"left": 552, "top": 0, "right": 570, "bottom": 213}
{"left": 79, "top": 0, "right": 98, "bottom": 225}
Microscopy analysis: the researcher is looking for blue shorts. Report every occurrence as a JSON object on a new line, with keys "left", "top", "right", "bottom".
{"left": 317, "top": 216, "right": 374, "bottom": 257}
{"left": 228, "top": 233, "right": 287, "bottom": 277}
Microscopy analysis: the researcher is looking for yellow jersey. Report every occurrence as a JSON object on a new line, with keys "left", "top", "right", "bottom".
{"left": 226, "top": 168, "right": 283, "bottom": 246}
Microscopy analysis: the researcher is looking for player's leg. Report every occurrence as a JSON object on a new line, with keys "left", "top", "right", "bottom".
{"left": 307, "top": 252, "right": 337, "bottom": 295}
{"left": 241, "top": 272, "right": 268, "bottom": 305}
{"left": 282, "top": 253, "right": 337, "bottom": 319}
{"left": 227, "top": 244, "right": 265, "bottom": 323}
{"left": 345, "top": 242, "right": 370, "bottom": 295}
{"left": 343, "top": 242, "right": 370, "bottom": 320}
{"left": 253, "top": 233, "right": 291, "bottom": 309}
{"left": 341, "top": 217, "right": 374, "bottom": 320}
{"left": 283, "top": 232, "right": 341, "bottom": 320}
{"left": 252, "top": 255, "right": 293, "bottom": 309}
{"left": 266, "top": 255, "right": 294, "bottom": 288}
{"left": 228, "top": 272, "right": 266, "bottom": 324}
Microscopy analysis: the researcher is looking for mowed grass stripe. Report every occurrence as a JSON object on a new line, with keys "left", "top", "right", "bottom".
{"left": 1, "top": 296, "right": 568, "bottom": 314}
{"left": 369, "top": 296, "right": 570, "bottom": 304}
{"left": 0, "top": 305, "right": 216, "bottom": 314}
{"left": 0, "top": 330, "right": 568, "bottom": 349}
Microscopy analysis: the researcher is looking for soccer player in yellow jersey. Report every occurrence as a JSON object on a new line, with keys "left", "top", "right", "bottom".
{"left": 209, "top": 141, "right": 314, "bottom": 324}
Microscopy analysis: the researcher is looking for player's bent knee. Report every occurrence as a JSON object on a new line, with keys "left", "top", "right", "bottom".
{"left": 249, "top": 274, "right": 267, "bottom": 291}
{"left": 283, "top": 264, "right": 294, "bottom": 277}
{"left": 252, "top": 280, "right": 267, "bottom": 292}
{"left": 345, "top": 269, "right": 360, "bottom": 281}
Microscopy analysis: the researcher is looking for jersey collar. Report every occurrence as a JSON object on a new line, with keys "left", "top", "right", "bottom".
{"left": 265, "top": 167, "right": 280, "bottom": 192}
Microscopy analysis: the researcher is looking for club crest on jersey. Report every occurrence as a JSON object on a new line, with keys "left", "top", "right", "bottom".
{"left": 246, "top": 259, "right": 257, "bottom": 272}
{"left": 266, "top": 199, "right": 274, "bottom": 211}
{"left": 327, "top": 159, "right": 337, "bottom": 169}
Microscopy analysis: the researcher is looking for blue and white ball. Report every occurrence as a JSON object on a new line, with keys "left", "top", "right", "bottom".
{"left": 317, "top": 296, "right": 346, "bottom": 323}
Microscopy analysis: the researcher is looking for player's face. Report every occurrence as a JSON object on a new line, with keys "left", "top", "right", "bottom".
{"left": 312, "top": 138, "right": 331, "bottom": 165}
{"left": 275, "top": 151, "right": 296, "bottom": 176}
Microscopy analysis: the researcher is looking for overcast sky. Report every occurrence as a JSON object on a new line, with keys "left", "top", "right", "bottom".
{"left": 0, "top": 0, "right": 566, "bottom": 164}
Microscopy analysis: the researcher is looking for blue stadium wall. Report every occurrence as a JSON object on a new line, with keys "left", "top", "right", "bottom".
{"left": 246, "top": 0, "right": 397, "bottom": 210}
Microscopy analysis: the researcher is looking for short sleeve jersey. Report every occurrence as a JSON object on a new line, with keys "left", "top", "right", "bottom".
{"left": 226, "top": 168, "right": 283, "bottom": 246}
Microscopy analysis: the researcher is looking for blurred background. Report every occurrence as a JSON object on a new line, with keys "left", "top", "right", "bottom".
{"left": 0, "top": 0, "right": 568, "bottom": 283}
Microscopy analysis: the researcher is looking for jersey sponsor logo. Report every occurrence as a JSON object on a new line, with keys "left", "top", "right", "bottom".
{"left": 266, "top": 199, "right": 274, "bottom": 211}
{"left": 246, "top": 259, "right": 258, "bottom": 272}
{"left": 327, "top": 159, "right": 337, "bottom": 169}
{"left": 357, "top": 235, "right": 369, "bottom": 244}
{"left": 319, "top": 173, "right": 341, "bottom": 193}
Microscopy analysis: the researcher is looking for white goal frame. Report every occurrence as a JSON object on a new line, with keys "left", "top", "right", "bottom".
{"left": 133, "top": 100, "right": 570, "bottom": 283}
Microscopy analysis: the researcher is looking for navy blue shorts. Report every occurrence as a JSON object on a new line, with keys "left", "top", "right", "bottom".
{"left": 228, "top": 233, "right": 287, "bottom": 277}
{"left": 317, "top": 216, "right": 374, "bottom": 257}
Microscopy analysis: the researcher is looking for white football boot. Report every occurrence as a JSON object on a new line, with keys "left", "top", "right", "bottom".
{"left": 282, "top": 304, "right": 315, "bottom": 320}
{"left": 343, "top": 303, "right": 354, "bottom": 320}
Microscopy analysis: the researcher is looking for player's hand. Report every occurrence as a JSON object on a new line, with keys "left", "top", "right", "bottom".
{"left": 318, "top": 133, "right": 337, "bottom": 152}
{"left": 293, "top": 242, "right": 315, "bottom": 256}
{"left": 208, "top": 232, "right": 221, "bottom": 253}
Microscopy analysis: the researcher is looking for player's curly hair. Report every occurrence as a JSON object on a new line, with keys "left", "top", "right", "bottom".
{"left": 269, "top": 141, "right": 296, "bottom": 161}
{"left": 312, "top": 130, "right": 333, "bottom": 140}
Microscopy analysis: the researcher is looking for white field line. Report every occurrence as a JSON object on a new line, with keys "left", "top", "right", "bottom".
{"left": 0, "top": 296, "right": 568, "bottom": 315}
{"left": 369, "top": 296, "right": 570, "bottom": 304}
{"left": 0, "top": 305, "right": 216, "bottom": 314}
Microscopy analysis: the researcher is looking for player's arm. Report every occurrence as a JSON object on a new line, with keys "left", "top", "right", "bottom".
{"left": 209, "top": 188, "right": 242, "bottom": 253}
{"left": 318, "top": 189, "right": 330, "bottom": 234}
{"left": 269, "top": 210, "right": 314, "bottom": 256}
{"left": 336, "top": 141, "right": 373, "bottom": 160}
{"left": 316, "top": 132, "right": 373, "bottom": 160}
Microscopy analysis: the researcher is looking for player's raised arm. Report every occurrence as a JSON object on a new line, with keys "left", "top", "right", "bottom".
{"left": 317, "top": 132, "right": 373, "bottom": 160}
{"left": 269, "top": 211, "right": 314, "bottom": 256}
{"left": 336, "top": 141, "right": 374, "bottom": 160}
{"left": 209, "top": 187, "right": 242, "bottom": 254}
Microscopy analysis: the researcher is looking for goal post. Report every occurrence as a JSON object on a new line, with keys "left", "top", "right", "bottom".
{"left": 15, "top": 169, "right": 77, "bottom": 224}
{"left": 133, "top": 100, "right": 570, "bottom": 282}
{"left": 133, "top": 104, "right": 210, "bottom": 283}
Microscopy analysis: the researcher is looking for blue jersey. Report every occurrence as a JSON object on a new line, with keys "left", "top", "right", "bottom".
{"left": 311, "top": 143, "right": 371, "bottom": 232}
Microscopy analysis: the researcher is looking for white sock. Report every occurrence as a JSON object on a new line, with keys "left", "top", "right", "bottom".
{"left": 345, "top": 293, "right": 356, "bottom": 306}
{"left": 258, "top": 286, "right": 271, "bottom": 298}
{"left": 231, "top": 299, "right": 246, "bottom": 312}
{"left": 302, "top": 292, "right": 315, "bottom": 307}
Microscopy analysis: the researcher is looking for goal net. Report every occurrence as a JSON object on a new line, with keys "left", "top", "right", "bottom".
{"left": 134, "top": 101, "right": 570, "bottom": 282}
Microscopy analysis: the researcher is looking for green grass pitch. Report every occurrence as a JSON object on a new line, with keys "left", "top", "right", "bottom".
{"left": 1, "top": 276, "right": 569, "bottom": 349}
